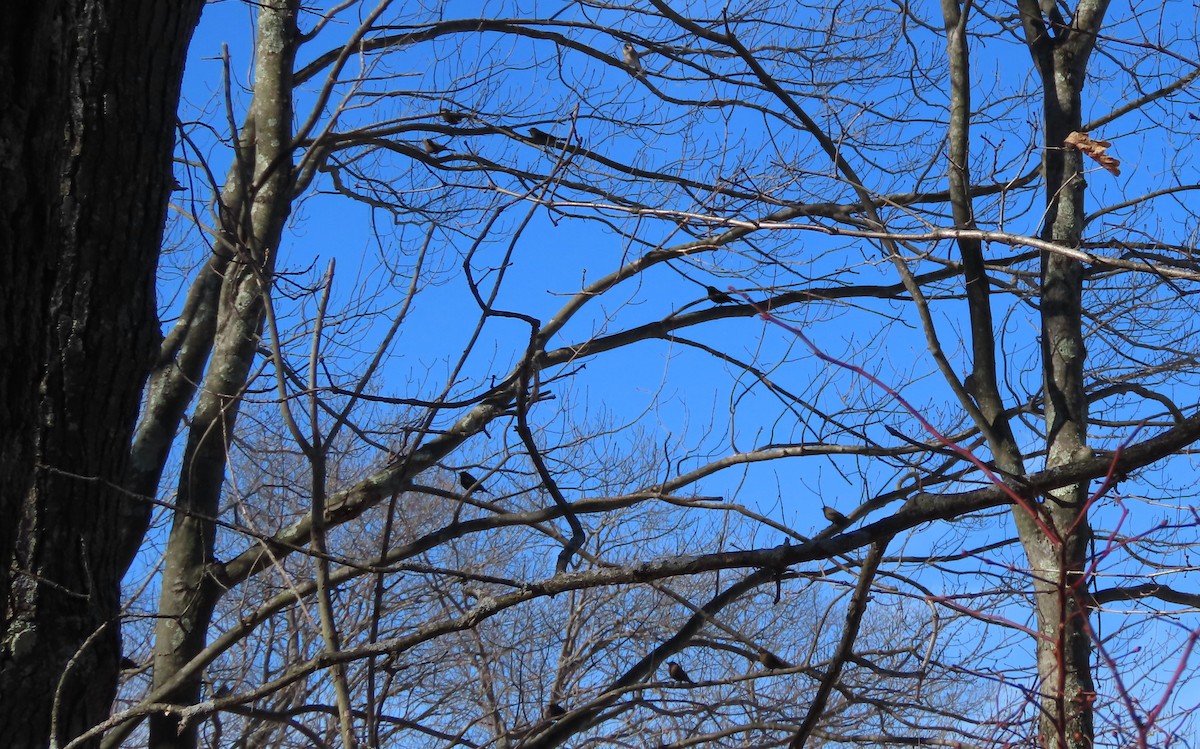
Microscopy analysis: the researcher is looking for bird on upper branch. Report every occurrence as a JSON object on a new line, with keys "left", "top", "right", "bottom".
{"left": 439, "top": 109, "right": 465, "bottom": 125}
{"left": 706, "top": 285, "right": 734, "bottom": 304}
{"left": 622, "top": 43, "right": 644, "bottom": 77}
{"left": 459, "top": 471, "right": 489, "bottom": 494}
{"left": 528, "top": 127, "right": 562, "bottom": 148}
{"left": 666, "top": 661, "right": 694, "bottom": 684}
{"left": 822, "top": 506, "right": 849, "bottom": 527}
{"left": 757, "top": 649, "right": 790, "bottom": 670}
{"left": 963, "top": 372, "right": 979, "bottom": 401}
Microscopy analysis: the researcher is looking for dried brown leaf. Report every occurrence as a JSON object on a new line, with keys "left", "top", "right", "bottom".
{"left": 1064, "top": 131, "right": 1121, "bottom": 176}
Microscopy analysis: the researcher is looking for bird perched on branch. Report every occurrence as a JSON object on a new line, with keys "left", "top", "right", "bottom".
{"left": 622, "top": 43, "right": 644, "bottom": 77}
{"left": 528, "top": 127, "right": 561, "bottom": 148}
{"left": 963, "top": 372, "right": 979, "bottom": 401}
{"left": 706, "top": 285, "right": 734, "bottom": 304}
{"left": 757, "top": 649, "right": 790, "bottom": 670}
{"left": 666, "top": 661, "right": 694, "bottom": 684}
{"left": 459, "top": 471, "right": 489, "bottom": 493}
{"left": 439, "top": 109, "right": 465, "bottom": 125}
{"left": 822, "top": 506, "right": 849, "bottom": 527}
{"left": 545, "top": 702, "right": 566, "bottom": 718}
{"left": 423, "top": 138, "right": 448, "bottom": 155}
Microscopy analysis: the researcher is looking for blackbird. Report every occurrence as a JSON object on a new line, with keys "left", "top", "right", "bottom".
{"left": 666, "top": 661, "right": 694, "bottom": 684}
{"left": 529, "top": 127, "right": 561, "bottom": 147}
{"left": 706, "top": 285, "right": 734, "bottom": 304}
{"left": 822, "top": 506, "right": 849, "bottom": 527}
{"left": 545, "top": 702, "right": 566, "bottom": 718}
{"left": 963, "top": 372, "right": 979, "bottom": 399}
{"left": 459, "top": 471, "right": 489, "bottom": 493}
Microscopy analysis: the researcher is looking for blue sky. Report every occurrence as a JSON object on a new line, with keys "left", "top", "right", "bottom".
{"left": 144, "top": 0, "right": 1200, "bottom": 741}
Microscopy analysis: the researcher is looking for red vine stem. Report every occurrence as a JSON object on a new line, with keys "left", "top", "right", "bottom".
{"left": 740, "top": 291, "right": 1057, "bottom": 540}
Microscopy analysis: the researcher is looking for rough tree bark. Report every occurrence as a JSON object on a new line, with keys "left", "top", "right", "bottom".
{"left": 149, "top": 2, "right": 297, "bottom": 746}
{"left": 0, "top": 1, "right": 203, "bottom": 747}
{"left": 1018, "top": 1, "right": 1110, "bottom": 746}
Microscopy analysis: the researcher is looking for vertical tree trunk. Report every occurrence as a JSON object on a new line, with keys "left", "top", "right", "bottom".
{"left": 1018, "top": 2, "right": 1110, "bottom": 747}
{"left": 149, "top": 2, "right": 297, "bottom": 746}
{"left": 0, "top": 1, "right": 203, "bottom": 747}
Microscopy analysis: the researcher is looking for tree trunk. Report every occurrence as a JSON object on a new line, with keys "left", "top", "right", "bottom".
{"left": 0, "top": 1, "right": 203, "bottom": 747}
{"left": 149, "top": 2, "right": 297, "bottom": 746}
{"left": 1018, "top": 2, "right": 1110, "bottom": 746}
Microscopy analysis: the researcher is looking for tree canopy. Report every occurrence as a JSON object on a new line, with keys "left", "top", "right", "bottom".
{"left": 4, "top": 1, "right": 1200, "bottom": 748}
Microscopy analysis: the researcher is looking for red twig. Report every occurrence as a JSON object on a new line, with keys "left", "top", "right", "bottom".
{"left": 741, "top": 291, "right": 1056, "bottom": 539}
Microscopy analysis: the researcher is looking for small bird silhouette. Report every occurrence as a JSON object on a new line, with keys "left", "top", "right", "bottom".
{"left": 757, "top": 649, "right": 790, "bottom": 670}
{"left": 545, "top": 702, "right": 566, "bottom": 718}
{"left": 459, "top": 471, "right": 489, "bottom": 493}
{"left": 963, "top": 372, "right": 979, "bottom": 400}
{"left": 423, "top": 138, "right": 448, "bottom": 155}
{"left": 822, "top": 506, "right": 849, "bottom": 527}
{"left": 439, "top": 109, "right": 464, "bottom": 125}
{"left": 622, "top": 43, "right": 644, "bottom": 77}
{"left": 666, "top": 661, "right": 694, "bottom": 684}
{"left": 528, "top": 127, "right": 561, "bottom": 147}
{"left": 706, "top": 285, "right": 734, "bottom": 304}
